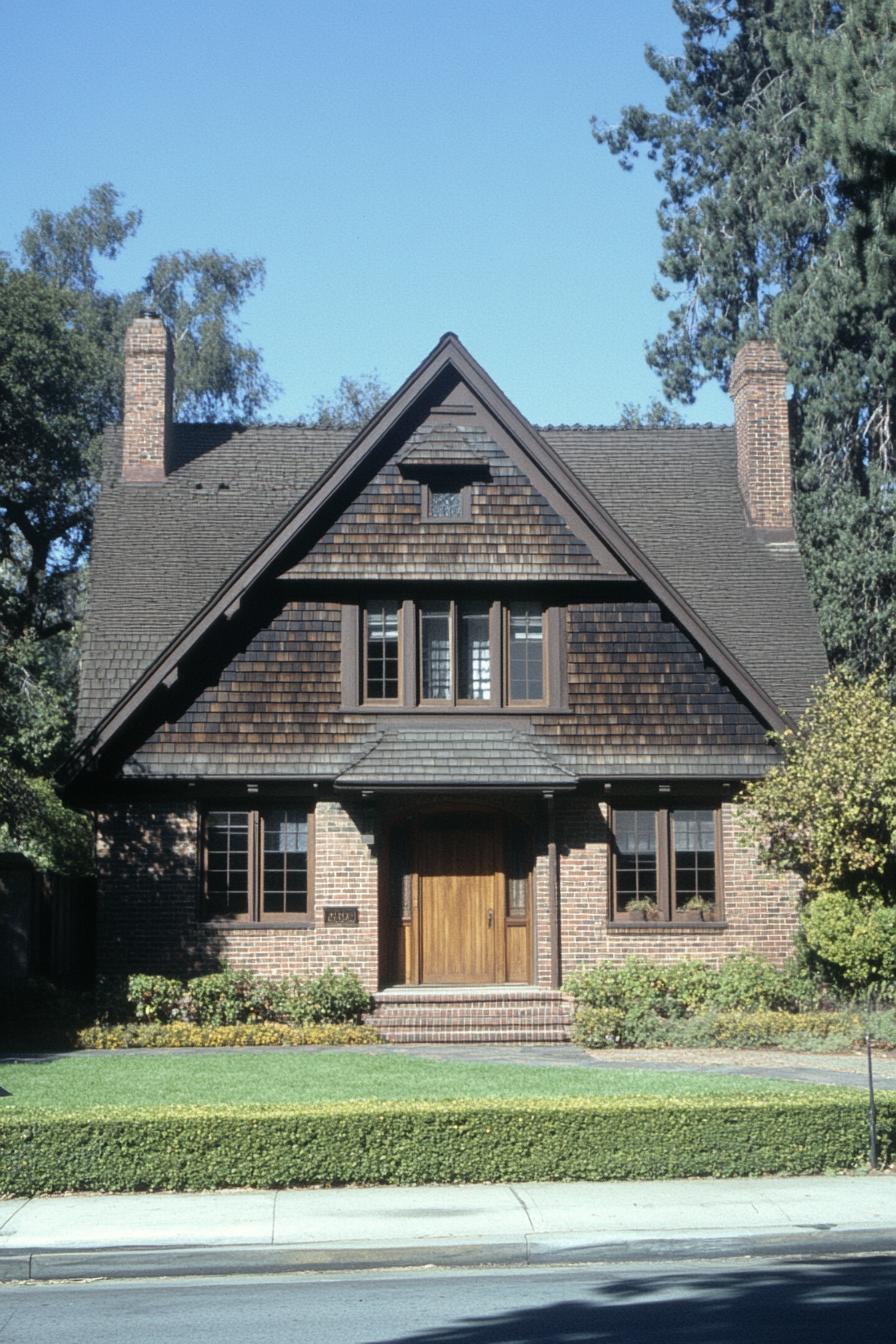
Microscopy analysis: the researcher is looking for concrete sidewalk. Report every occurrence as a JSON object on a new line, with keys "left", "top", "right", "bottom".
{"left": 2, "top": 1175, "right": 896, "bottom": 1281}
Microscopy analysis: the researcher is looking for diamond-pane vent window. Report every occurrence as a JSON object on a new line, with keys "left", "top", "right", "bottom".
{"left": 429, "top": 486, "right": 464, "bottom": 518}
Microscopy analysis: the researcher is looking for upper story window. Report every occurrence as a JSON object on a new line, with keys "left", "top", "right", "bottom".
{"left": 202, "top": 805, "right": 312, "bottom": 924}
{"left": 352, "top": 597, "right": 558, "bottom": 710}
{"left": 419, "top": 599, "right": 493, "bottom": 703}
{"left": 610, "top": 805, "right": 722, "bottom": 925}
{"left": 365, "top": 599, "right": 400, "bottom": 701}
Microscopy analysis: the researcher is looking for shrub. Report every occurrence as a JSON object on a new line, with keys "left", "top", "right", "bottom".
{"left": 179, "top": 966, "right": 371, "bottom": 1028}
{"left": 564, "top": 957, "right": 714, "bottom": 1020}
{"left": 126, "top": 974, "right": 184, "bottom": 1023}
{"left": 708, "top": 1009, "right": 863, "bottom": 1048}
{"left": 800, "top": 889, "right": 896, "bottom": 994}
{"left": 569, "top": 1005, "right": 626, "bottom": 1048}
{"left": 299, "top": 968, "right": 371, "bottom": 1024}
{"left": 708, "top": 953, "right": 799, "bottom": 1011}
{"left": 3, "top": 1094, "right": 892, "bottom": 1195}
{"left": 186, "top": 968, "right": 262, "bottom": 1026}
{"left": 75, "top": 1021, "right": 381, "bottom": 1049}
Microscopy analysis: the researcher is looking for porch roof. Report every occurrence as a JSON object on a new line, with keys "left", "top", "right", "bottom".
{"left": 334, "top": 728, "right": 578, "bottom": 792}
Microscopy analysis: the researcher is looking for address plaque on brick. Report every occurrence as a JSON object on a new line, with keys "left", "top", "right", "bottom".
{"left": 323, "top": 907, "right": 360, "bottom": 926}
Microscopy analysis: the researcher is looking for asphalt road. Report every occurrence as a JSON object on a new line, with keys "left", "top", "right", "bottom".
{"left": 2, "top": 1256, "right": 896, "bottom": 1344}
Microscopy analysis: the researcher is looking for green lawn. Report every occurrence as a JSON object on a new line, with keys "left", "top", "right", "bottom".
{"left": 0, "top": 1050, "right": 826, "bottom": 1111}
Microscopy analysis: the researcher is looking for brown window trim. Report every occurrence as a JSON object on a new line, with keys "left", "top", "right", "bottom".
{"left": 345, "top": 599, "right": 564, "bottom": 712}
{"left": 200, "top": 803, "right": 315, "bottom": 926}
{"left": 607, "top": 804, "right": 724, "bottom": 927}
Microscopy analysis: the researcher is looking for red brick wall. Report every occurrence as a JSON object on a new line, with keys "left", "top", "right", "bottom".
{"left": 553, "top": 797, "right": 801, "bottom": 974}
{"left": 95, "top": 792, "right": 801, "bottom": 986}
{"left": 95, "top": 798, "right": 379, "bottom": 988}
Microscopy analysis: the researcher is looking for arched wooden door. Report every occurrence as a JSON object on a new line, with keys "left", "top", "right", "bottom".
{"left": 385, "top": 811, "right": 533, "bottom": 986}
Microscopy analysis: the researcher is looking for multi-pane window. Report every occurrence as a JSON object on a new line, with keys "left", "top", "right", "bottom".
{"left": 507, "top": 603, "right": 544, "bottom": 702}
{"left": 420, "top": 602, "right": 452, "bottom": 700}
{"left": 360, "top": 598, "right": 550, "bottom": 707}
{"left": 611, "top": 806, "right": 720, "bottom": 922}
{"left": 204, "top": 809, "right": 250, "bottom": 920}
{"left": 419, "top": 600, "right": 492, "bottom": 703}
{"left": 365, "top": 600, "right": 400, "bottom": 700}
{"left": 505, "top": 826, "right": 531, "bottom": 920}
{"left": 203, "top": 806, "right": 311, "bottom": 922}
{"left": 262, "top": 810, "right": 309, "bottom": 917}
{"left": 612, "top": 810, "right": 658, "bottom": 911}
{"left": 672, "top": 809, "right": 717, "bottom": 909}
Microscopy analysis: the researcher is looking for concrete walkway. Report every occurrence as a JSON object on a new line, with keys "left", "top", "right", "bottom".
{"left": 2, "top": 1175, "right": 896, "bottom": 1282}
{"left": 372, "top": 1042, "right": 896, "bottom": 1090}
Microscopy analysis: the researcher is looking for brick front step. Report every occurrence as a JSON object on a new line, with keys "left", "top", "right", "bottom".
{"left": 366, "top": 988, "right": 573, "bottom": 1044}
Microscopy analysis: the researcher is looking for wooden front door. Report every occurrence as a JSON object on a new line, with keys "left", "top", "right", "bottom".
{"left": 417, "top": 815, "right": 500, "bottom": 985}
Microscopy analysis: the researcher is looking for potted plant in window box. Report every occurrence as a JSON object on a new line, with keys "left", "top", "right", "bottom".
{"left": 624, "top": 897, "right": 660, "bottom": 922}
{"left": 679, "top": 895, "right": 716, "bottom": 922}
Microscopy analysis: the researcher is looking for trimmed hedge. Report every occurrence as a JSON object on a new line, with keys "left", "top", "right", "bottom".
{"left": 2, "top": 1094, "right": 892, "bottom": 1195}
{"left": 75, "top": 1022, "right": 381, "bottom": 1049}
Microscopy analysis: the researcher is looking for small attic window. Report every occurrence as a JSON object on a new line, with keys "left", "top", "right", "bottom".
{"left": 425, "top": 482, "right": 468, "bottom": 520}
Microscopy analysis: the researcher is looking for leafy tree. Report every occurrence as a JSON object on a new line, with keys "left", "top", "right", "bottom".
{"left": 0, "top": 631, "right": 91, "bottom": 872}
{"left": 299, "top": 373, "right": 391, "bottom": 430}
{"left": 743, "top": 671, "right": 896, "bottom": 989}
{"left": 1, "top": 184, "right": 276, "bottom": 868}
{"left": 616, "top": 398, "right": 685, "bottom": 429}
{"left": 0, "top": 263, "right": 106, "bottom": 643}
{"left": 593, "top": 1, "right": 896, "bottom": 676}
{"left": 744, "top": 671, "right": 896, "bottom": 897}
{"left": 19, "top": 183, "right": 275, "bottom": 423}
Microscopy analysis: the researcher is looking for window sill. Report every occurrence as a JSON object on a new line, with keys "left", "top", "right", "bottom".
{"left": 608, "top": 920, "right": 728, "bottom": 934}
{"left": 203, "top": 920, "right": 315, "bottom": 930}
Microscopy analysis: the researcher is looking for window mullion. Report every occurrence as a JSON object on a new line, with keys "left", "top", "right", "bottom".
{"left": 450, "top": 600, "right": 457, "bottom": 706}
{"left": 251, "top": 810, "right": 261, "bottom": 922}
{"left": 657, "top": 808, "right": 671, "bottom": 920}
{"left": 490, "top": 600, "right": 502, "bottom": 707}
{"left": 401, "top": 599, "right": 414, "bottom": 706}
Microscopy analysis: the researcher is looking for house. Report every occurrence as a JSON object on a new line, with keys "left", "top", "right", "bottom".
{"left": 63, "top": 318, "right": 828, "bottom": 1039}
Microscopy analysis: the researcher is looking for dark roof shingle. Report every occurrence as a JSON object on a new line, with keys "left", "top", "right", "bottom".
{"left": 77, "top": 420, "right": 827, "bottom": 738}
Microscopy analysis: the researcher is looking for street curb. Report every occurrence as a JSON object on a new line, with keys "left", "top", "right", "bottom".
{"left": 4, "top": 1227, "right": 896, "bottom": 1282}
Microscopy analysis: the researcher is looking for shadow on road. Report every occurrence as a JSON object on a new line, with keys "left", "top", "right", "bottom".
{"left": 372, "top": 1256, "right": 896, "bottom": 1344}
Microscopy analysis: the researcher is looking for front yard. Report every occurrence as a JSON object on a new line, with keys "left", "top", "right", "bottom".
{"left": 2, "top": 1047, "right": 891, "bottom": 1196}
{"left": 0, "top": 1048, "right": 824, "bottom": 1111}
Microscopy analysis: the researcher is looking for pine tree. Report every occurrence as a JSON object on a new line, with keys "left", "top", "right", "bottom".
{"left": 594, "top": 0, "right": 896, "bottom": 675}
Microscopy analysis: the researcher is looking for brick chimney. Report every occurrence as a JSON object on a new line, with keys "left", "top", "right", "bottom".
{"left": 122, "top": 314, "right": 173, "bottom": 481}
{"left": 728, "top": 341, "right": 793, "bottom": 534}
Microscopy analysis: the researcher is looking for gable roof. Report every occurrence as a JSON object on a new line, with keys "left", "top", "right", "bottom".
{"left": 70, "top": 334, "right": 828, "bottom": 783}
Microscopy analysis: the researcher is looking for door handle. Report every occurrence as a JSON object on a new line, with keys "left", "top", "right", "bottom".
{"left": 487, "top": 908, "right": 494, "bottom": 928}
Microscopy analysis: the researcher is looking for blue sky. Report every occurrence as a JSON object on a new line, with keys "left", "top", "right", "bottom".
{"left": 2, "top": 1, "right": 731, "bottom": 426}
